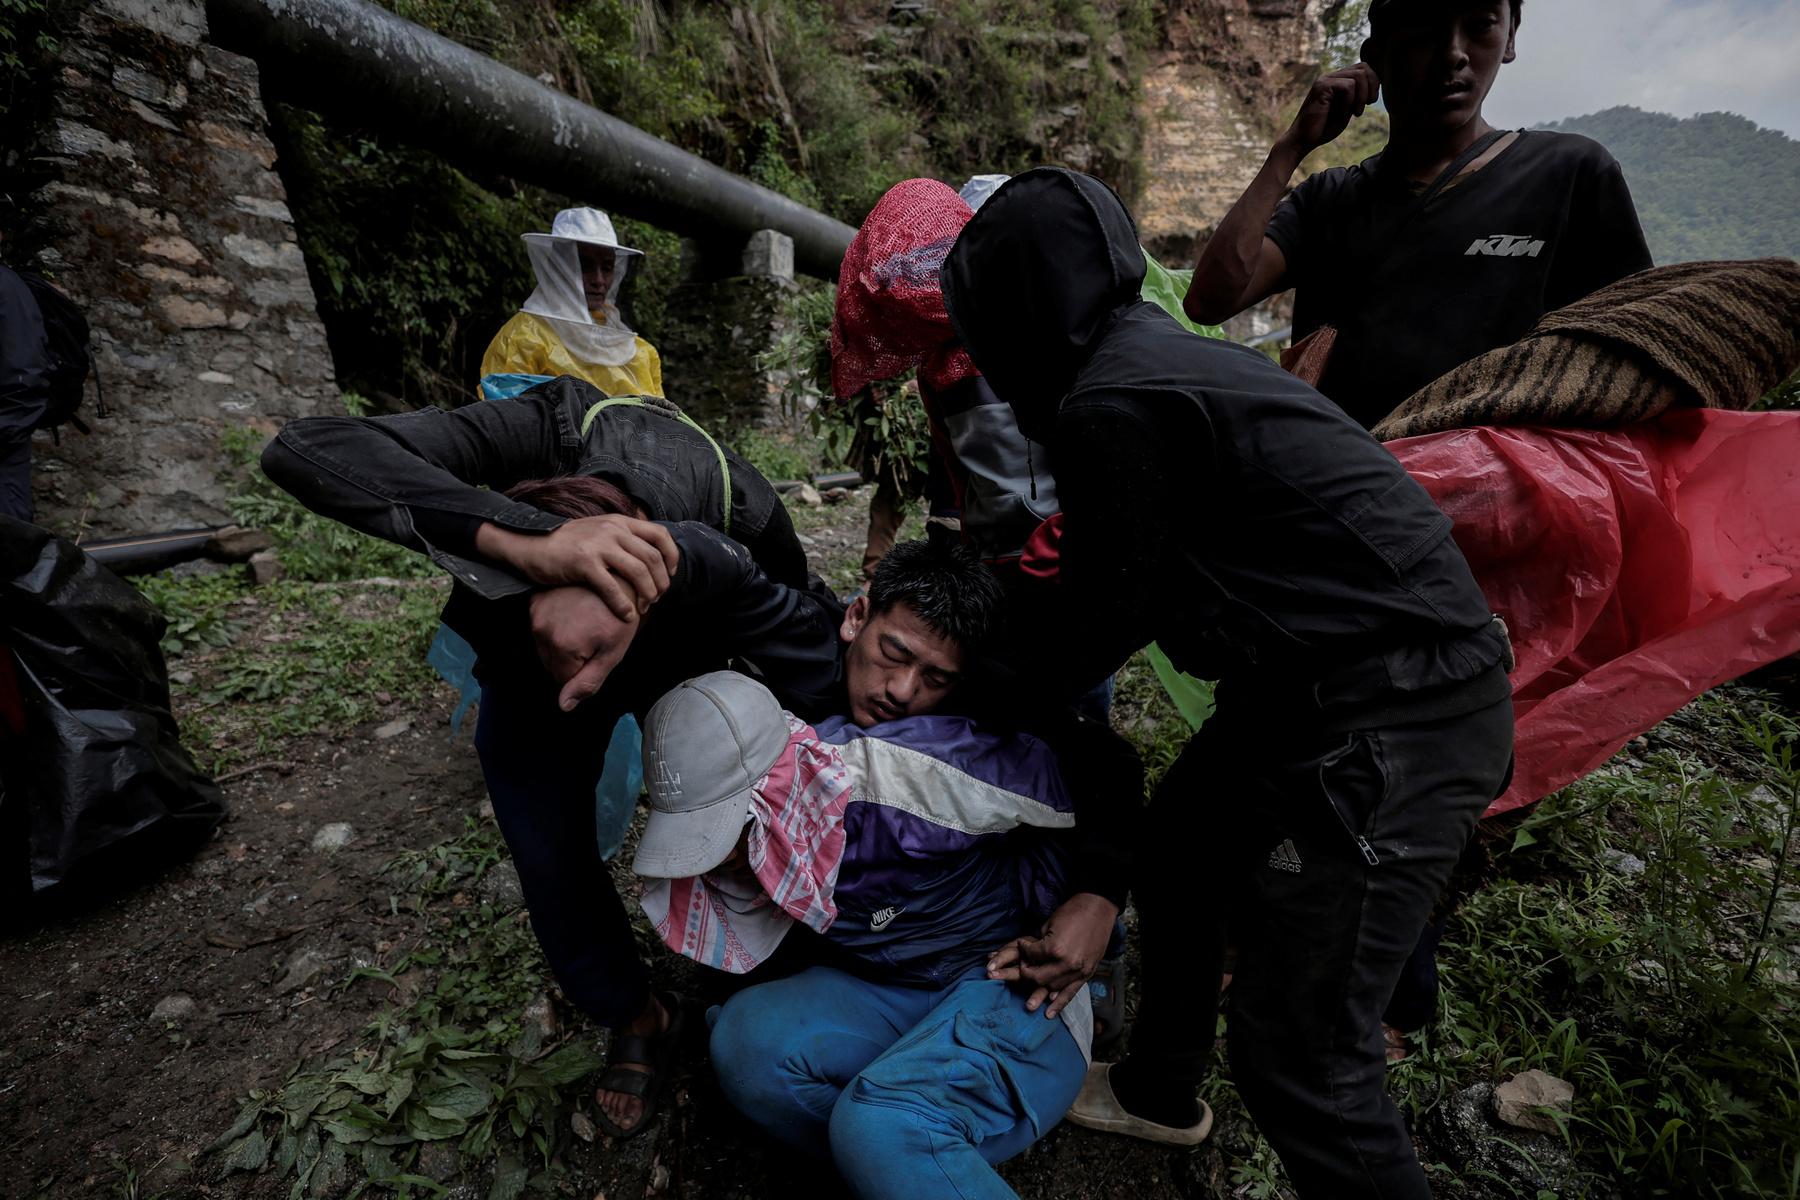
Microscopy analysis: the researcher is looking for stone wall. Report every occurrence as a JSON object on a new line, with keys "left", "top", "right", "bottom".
{"left": 1136, "top": 0, "right": 1331, "bottom": 266}
{"left": 11, "top": 0, "right": 340, "bottom": 540}
{"left": 659, "top": 233, "right": 804, "bottom": 431}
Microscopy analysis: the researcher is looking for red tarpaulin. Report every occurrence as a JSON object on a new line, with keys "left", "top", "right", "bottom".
{"left": 1389, "top": 408, "right": 1800, "bottom": 815}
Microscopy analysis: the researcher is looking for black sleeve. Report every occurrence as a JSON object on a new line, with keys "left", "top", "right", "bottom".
{"left": 1035, "top": 709, "right": 1143, "bottom": 911}
{"left": 729, "top": 462, "right": 814, "bottom": 593}
{"left": 660, "top": 521, "right": 847, "bottom": 718}
{"left": 1546, "top": 148, "right": 1655, "bottom": 311}
{"left": 0, "top": 267, "right": 52, "bottom": 437}
{"left": 1013, "top": 390, "right": 1189, "bottom": 696}
{"left": 262, "top": 393, "right": 586, "bottom": 598}
{"left": 1264, "top": 172, "right": 1328, "bottom": 290}
{"left": 968, "top": 389, "right": 1199, "bottom": 908}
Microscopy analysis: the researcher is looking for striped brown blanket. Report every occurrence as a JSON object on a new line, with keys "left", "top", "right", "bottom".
{"left": 1373, "top": 257, "right": 1800, "bottom": 441}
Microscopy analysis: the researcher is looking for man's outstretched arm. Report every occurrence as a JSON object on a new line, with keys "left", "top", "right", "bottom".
{"left": 1184, "top": 62, "right": 1380, "bottom": 325}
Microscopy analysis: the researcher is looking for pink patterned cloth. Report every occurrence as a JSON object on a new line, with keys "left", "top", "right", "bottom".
{"left": 640, "top": 715, "right": 855, "bottom": 973}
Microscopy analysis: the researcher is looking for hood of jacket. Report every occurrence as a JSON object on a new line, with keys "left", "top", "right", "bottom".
{"left": 940, "top": 167, "right": 1146, "bottom": 444}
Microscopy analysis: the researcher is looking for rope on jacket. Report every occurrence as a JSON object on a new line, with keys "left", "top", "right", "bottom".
{"left": 579, "top": 396, "right": 732, "bottom": 537}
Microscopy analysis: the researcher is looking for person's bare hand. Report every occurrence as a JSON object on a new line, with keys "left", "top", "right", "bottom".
{"left": 476, "top": 514, "right": 678, "bottom": 621}
{"left": 529, "top": 585, "right": 643, "bottom": 711}
{"left": 986, "top": 892, "right": 1119, "bottom": 1019}
{"left": 1282, "top": 63, "right": 1381, "bottom": 155}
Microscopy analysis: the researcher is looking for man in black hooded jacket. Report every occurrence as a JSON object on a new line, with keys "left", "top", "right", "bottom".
{"left": 946, "top": 168, "right": 1514, "bottom": 1199}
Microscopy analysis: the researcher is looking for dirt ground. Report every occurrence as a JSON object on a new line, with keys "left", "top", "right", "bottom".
{"left": 0, "top": 490, "right": 1236, "bottom": 1200}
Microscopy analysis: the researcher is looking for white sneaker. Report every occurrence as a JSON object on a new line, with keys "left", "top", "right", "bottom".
{"left": 1063, "top": 1062, "right": 1214, "bottom": 1146}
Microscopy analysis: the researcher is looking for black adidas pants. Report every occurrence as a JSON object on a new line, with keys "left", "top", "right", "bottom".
{"left": 1126, "top": 686, "right": 1514, "bottom": 1200}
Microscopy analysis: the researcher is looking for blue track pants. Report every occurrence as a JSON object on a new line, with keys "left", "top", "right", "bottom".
{"left": 711, "top": 966, "right": 1086, "bottom": 1200}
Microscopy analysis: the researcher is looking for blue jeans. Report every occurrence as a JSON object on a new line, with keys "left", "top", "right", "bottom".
{"left": 711, "top": 967, "right": 1086, "bottom": 1200}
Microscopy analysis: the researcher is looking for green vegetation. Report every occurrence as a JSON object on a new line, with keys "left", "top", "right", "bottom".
{"left": 758, "top": 281, "right": 932, "bottom": 496}
{"left": 138, "top": 572, "right": 446, "bottom": 774}
{"left": 1540, "top": 107, "right": 1800, "bottom": 264}
{"left": 1761, "top": 368, "right": 1800, "bottom": 412}
{"left": 132, "top": 436, "right": 595, "bottom": 1195}
{"left": 261, "top": 0, "right": 1158, "bottom": 407}
{"left": 134, "top": 427, "right": 445, "bottom": 773}
{"left": 1115, "top": 653, "right": 1800, "bottom": 1197}
{"left": 1111, "top": 648, "right": 1195, "bottom": 797}
{"left": 266, "top": 107, "right": 564, "bottom": 410}
{"left": 219, "top": 427, "right": 437, "bottom": 583}
{"left": 725, "top": 425, "right": 833, "bottom": 484}
{"left": 1400, "top": 692, "right": 1800, "bottom": 1196}
{"left": 0, "top": 0, "right": 52, "bottom": 115}
{"left": 207, "top": 822, "right": 602, "bottom": 1199}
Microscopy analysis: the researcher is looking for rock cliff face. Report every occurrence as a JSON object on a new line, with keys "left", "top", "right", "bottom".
{"left": 11, "top": 0, "right": 340, "bottom": 540}
{"left": 1137, "top": 0, "right": 1331, "bottom": 267}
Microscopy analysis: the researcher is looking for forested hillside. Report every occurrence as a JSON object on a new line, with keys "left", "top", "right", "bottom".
{"left": 1539, "top": 106, "right": 1800, "bottom": 265}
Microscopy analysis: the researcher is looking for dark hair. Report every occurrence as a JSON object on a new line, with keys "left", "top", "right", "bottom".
{"left": 503, "top": 475, "right": 643, "bottom": 520}
{"left": 1369, "top": 0, "right": 1521, "bottom": 34}
{"left": 867, "top": 539, "right": 1005, "bottom": 653}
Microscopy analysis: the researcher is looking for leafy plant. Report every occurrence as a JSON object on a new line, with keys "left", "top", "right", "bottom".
{"left": 760, "top": 282, "right": 837, "bottom": 408}
{"left": 135, "top": 571, "right": 446, "bottom": 772}
{"left": 759, "top": 282, "right": 929, "bottom": 498}
{"left": 0, "top": 0, "right": 54, "bottom": 116}
{"left": 1757, "top": 367, "right": 1800, "bottom": 412}
{"left": 209, "top": 825, "right": 604, "bottom": 1198}
{"left": 726, "top": 425, "right": 826, "bottom": 483}
{"left": 267, "top": 106, "right": 563, "bottom": 410}
{"left": 1109, "top": 649, "right": 1195, "bottom": 796}
{"left": 558, "top": 0, "right": 721, "bottom": 138}
{"left": 135, "top": 573, "right": 247, "bottom": 657}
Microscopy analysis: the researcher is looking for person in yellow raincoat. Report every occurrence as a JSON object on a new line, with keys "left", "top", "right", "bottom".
{"left": 479, "top": 207, "right": 664, "bottom": 400}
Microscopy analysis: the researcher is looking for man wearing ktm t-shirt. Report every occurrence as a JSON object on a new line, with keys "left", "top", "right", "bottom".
{"left": 1184, "top": 0, "right": 1653, "bottom": 431}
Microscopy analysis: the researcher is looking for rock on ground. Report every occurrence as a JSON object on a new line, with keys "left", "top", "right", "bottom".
{"left": 274, "top": 948, "right": 327, "bottom": 995}
{"left": 480, "top": 860, "right": 525, "bottom": 910}
{"left": 311, "top": 821, "right": 357, "bottom": 852}
{"left": 1428, "top": 1081, "right": 1580, "bottom": 1197}
{"left": 1493, "top": 1068, "right": 1576, "bottom": 1135}
{"left": 149, "top": 994, "right": 197, "bottom": 1022}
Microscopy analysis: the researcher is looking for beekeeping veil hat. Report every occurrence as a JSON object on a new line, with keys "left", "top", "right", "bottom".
{"left": 520, "top": 207, "right": 644, "bottom": 367}
{"left": 958, "top": 174, "right": 1011, "bottom": 212}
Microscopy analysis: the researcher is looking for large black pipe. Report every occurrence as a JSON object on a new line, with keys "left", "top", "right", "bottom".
{"left": 206, "top": 0, "right": 858, "bottom": 279}
{"left": 83, "top": 528, "right": 222, "bottom": 575}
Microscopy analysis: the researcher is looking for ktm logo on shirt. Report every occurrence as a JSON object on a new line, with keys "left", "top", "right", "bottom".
{"left": 1466, "top": 234, "right": 1545, "bottom": 258}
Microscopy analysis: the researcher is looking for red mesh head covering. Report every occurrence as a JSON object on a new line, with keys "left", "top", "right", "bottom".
{"left": 830, "top": 178, "right": 979, "bottom": 400}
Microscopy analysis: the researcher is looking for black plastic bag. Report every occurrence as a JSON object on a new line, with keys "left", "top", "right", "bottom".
{"left": 0, "top": 514, "right": 224, "bottom": 918}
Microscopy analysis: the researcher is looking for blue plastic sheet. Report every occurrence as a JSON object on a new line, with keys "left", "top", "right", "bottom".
{"left": 427, "top": 623, "right": 483, "bottom": 741}
{"left": 595, "top": 715, "right": 643, "bottom": 861}
{"left": 479, "top": 372, "right": 555, "bottom": 401}
{"left": 427, "top": 622, "right": 641, "bottom": 860}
